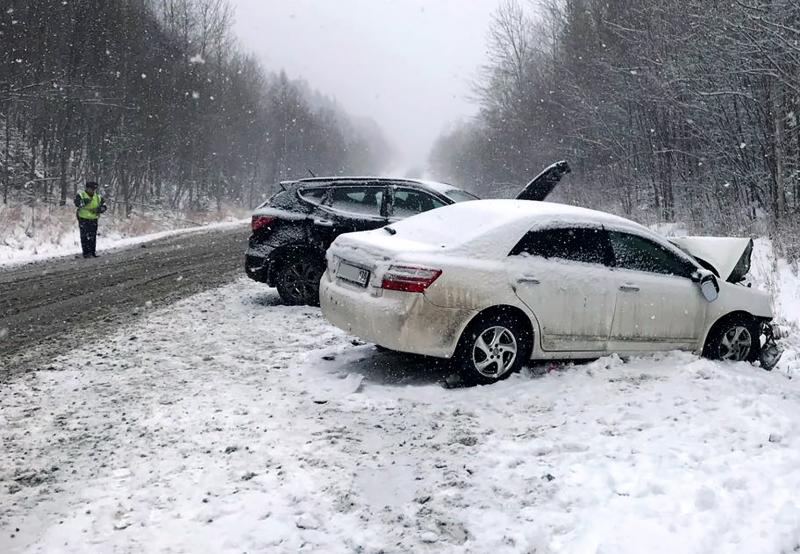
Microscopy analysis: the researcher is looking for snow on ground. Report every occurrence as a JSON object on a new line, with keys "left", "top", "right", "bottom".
{"left": 0, "top": 202, "right": 249, "bottom": 267}
{"left": 2, "top": 278, "right": 800, "bottom": 554}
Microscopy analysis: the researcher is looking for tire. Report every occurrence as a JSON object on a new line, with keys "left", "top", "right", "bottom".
{"left": 453, "top": 310, "right": 533, "bottom": 385}
{"left": 703, "top": 316, "right": 761, "bottom": 363}
{"left": 274, "top": 251, "right": 325, "bottom": 306}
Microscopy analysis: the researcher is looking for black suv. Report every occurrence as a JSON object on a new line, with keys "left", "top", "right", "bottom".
{"left": 245, "top": 162, "right": 570, "bottom": 305}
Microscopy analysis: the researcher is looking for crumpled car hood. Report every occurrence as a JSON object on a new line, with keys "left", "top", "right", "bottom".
{"left": 669, "top": 236, "right": 754, "bottom": 283}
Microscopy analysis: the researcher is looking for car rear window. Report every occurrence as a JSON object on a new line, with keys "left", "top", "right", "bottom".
{"left": 392, "top": 188, "right": 445, "bottom": 217}
{"left": 298, "top": 187, "right": 327, "bottom": 205}
{"left": 329, "top": 186, "right": 384, "bottom": 216}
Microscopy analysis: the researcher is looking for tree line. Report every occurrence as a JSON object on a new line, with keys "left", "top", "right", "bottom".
{"left": 0, "top": 0, "right": 390, "bottom": 214}
{"left": 430, "top": 0, "right": 800, "bottom": 257}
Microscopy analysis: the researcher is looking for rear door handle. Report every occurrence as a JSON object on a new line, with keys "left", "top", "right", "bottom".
{"left": 619, "top": 284, "right": 640, "bottom": 292}
{"left": 517, "top": 276, "right": 540, "bottom": 285}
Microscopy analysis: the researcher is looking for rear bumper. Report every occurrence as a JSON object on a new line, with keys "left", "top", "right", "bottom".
{"left": 320, "top": 275, "right": 476, "bottom": 359}
{"left": 244, "top": 245, "right": 275, "bottom": 284}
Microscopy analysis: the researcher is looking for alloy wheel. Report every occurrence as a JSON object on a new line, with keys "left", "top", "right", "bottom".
{"left": 719, "top": 326, "right": 753, "bottom": 361}
{"left": 283, "top": 260, "right": 321, "bottom": 304}
{"left": 472, "top": 326, "right": 518, "bottom": 379}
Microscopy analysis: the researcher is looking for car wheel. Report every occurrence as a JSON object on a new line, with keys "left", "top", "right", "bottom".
{"left": 703, "top": 317, "right": 761, "bottom": 363}
{"left": 454, "top": 311, "right": 532, "bottom": 385}
{"left": 275, "top": 252, "right": 325, "bottom": 306}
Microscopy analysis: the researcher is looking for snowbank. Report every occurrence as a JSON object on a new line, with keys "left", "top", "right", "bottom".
{"left": 0, "top": 202, "right": 249, "bottom": 266}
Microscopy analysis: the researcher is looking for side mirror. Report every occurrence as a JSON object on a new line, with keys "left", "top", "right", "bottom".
{"left": 698, "top": 272, "right": 719, "bottom": 302}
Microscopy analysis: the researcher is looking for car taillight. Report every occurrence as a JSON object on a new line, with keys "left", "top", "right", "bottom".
{"left": 251, "top": 215, "right": 275, "bottom": 232}
{"left": 381, "top": 265, "right": 442, "bottom": 293}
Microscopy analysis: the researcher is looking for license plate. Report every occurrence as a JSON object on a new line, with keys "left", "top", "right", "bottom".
{"left": 337, "top": 261, "right": 370, "bottom": 287}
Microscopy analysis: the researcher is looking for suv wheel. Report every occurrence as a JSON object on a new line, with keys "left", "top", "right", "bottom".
{"left": 454, "top": 311, "right": 532, "bottom": 385}
{"left": 275, "top": 252, "right": 325, "bottom": 306}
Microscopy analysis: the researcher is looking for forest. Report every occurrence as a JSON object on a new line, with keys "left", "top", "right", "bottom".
{"left": 430, "top": 0, "right": 800, "bottom": 259}
{"left": 0, "top": 0, "right": 390, "bottom": 215}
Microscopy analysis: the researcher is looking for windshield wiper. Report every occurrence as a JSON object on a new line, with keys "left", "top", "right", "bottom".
{"left": 384, "top": 226, "right": 397, "bottom": 235}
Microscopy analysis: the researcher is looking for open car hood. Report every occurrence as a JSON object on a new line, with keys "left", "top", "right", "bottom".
{"left": 669, "top": 236, "right": 754, "bottom": 283}
{"left": 515, "top": 160, "right": 572, "bottom": 201}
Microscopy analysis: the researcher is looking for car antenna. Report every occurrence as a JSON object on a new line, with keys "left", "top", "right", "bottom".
{"left": 307, "top": 169, "right": 316, "bottom": 178}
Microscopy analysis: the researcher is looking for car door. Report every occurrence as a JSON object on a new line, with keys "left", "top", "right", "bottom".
{"left": 507, "top": 225, "right": 616, "bottom": 352}
{"left": 321, "top": 184, "right": 389, "bottom": 234}
{"left": 607, "top": 231, "right": 707, "bottom": 352}
{"left": 387, "top": 186, "right": 446, "bottom": 222}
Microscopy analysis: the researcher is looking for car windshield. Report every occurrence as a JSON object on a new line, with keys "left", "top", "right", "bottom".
{"left": 443, "top": 189, "right": 480, "bottom": 203}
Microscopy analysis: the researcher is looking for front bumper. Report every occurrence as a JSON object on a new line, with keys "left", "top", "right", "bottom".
{"left": 320, "top": 276, "right": 476, "bottom": 359}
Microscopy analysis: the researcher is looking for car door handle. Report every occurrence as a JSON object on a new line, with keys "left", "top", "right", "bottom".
{"left": 619, "top": 284, "right": 640, "bottom": 292}
{"left": 517, "top": 276, "right": 540, "bottom": 285}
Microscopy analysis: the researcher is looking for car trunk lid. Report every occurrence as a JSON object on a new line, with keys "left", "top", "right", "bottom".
{"left": 329, "top": 230, "right": 440, "bottom": 269}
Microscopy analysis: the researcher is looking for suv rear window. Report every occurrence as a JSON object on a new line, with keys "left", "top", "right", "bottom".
{"left": 298, "top": 187, "right": 327, "bottom": 205}
{"left": 443, "top": 189, "right": 479, "bottom": 203}
{"left": 392, "top": 188, "right": 445, "bottom": 217}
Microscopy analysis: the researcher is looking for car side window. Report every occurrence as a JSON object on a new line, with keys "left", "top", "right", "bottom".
{"left": 328, "top": 186, "right": 384, "bottom": 217}
{"left": 391, "top": 188, "right": 445, "bottom": 218}
{"left": 509, "top": 227, "right": 611, "bottom": 265}
{"left": 608, "top": 231, "right": 694, "bottom": 277}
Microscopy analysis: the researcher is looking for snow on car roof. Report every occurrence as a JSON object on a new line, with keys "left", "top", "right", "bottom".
{"left": 336, "top": 199, "right": 688, "bottom": 265}
{"left": 335, "top": 199, "right": 652, "bottom": 261}
{"left": 389, "top": 199, "right": 648, "bottom": 242}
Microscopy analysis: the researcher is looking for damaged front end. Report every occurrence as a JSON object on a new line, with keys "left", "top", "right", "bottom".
{"left": 670, "top": 236, "right": 784, "bottom": 371}
{"left": 759, "top": 322, "right": 784, "bottom": 371}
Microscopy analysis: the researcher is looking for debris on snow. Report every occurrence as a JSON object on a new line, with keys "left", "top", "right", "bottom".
{"left": 295, "top": 513, "right": 320, "bottom": 530}
{"left": 768, "top": 433, "right": 783, "bottom": 444}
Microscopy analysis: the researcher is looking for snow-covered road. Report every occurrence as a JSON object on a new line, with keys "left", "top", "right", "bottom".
{"left": 2, "top": 279, "right": 800, "bottom": 553}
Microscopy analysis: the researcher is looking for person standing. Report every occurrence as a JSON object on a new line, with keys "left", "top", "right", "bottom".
{"left": 74, "top": 181, "right": 107, "bottom": 258}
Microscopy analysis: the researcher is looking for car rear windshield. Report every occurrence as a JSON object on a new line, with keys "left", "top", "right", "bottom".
{"left": 298, "top": 187, "right": 327, "bottom": 205}
{"left": 385, "top": 203, "right": 515, "bottom": 251}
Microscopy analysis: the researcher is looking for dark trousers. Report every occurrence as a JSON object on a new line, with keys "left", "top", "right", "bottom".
{"left": 78, "top": 218, "right": 98, "bottom": 256}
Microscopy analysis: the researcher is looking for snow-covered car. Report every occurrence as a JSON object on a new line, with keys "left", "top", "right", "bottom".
{"left": 245, "top": 162, "right": 571, "bottom": 305}
{"left": 320, "top": 200, "right": 781, "bottom": 384}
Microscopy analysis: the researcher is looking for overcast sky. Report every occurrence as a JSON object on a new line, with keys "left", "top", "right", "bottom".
{"left": 231, "top": 0, "right": 503, "bottom": 173}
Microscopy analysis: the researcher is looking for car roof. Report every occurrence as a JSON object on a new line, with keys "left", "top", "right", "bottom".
{"left": 412, "top": 199, "right": 650, "bottom": 233}
{"left": 289, "top": 176, "right": 462, "bottom": 195}
{"left": 380, "top": 199, "right": 658, "bottom": 255}
{"left": 336, "top": 199, "right": 699, "bottom": 266}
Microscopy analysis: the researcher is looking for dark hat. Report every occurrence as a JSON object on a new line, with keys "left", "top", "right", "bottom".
{"left": 86, "top": 181, "right": 99, "bottom": 190}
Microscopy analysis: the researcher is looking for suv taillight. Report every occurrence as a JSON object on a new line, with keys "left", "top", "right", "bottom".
{"left": 381, "top": 266, "right": 442, "bottom": 293}
{"left": 251, "top": 215, "right": 275, "bottom": 232}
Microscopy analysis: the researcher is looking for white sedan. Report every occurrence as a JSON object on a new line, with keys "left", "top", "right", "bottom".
{"left": 320, "top": 200, "right": 779, "bottom": 384}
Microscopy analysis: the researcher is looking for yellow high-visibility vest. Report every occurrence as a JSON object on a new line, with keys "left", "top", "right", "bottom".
{"left": 77, "top": 191, "right": 101, "bottom": 220}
